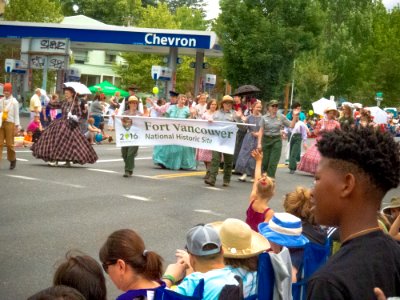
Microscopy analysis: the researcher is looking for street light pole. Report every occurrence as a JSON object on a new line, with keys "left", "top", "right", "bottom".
{"left": 290, "top": 60, "right": 295, "bottom": 107}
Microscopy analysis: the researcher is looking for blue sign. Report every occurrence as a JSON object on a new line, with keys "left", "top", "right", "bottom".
{"left": 0, "top": 23, "right": 212, "bottom": 49}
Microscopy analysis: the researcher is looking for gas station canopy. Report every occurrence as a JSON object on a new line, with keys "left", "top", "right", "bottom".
{"left": 0, "top": 20, "right": 222, "bottom": 57}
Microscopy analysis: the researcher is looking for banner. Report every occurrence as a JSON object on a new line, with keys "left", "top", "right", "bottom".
{"left": 115, "top": 116, "right": 239, "bottom": 154}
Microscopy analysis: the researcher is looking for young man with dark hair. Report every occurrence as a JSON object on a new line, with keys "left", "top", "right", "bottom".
{"left": 307, "top": 126, "right": 400, "bottom": 299}
{"left": 162, "top": 224, "right": 242, "bottom": 299}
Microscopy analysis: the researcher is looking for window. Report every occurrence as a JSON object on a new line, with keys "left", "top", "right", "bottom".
{"left": 105, "top": 54, "right": 116, "bottom": 64}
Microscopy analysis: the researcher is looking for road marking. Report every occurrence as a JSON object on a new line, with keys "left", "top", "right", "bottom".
{"left": 49, "top": 181, "right": 85, "bottom": 188}
{"left": 123, "top": 194, "right": 152, "bottom": 201}
{"left": 132, "top": 174, "right": 158, "bottom": 179}
{"left": 96, "top": 159, "right": 123, "bottom": 163}
{"left": 95, "top": 157, "right": 151, "bottom": 163}
{"left": 204, "top": 186, "right": 223, "bottom": 191}
{"left": 6, "top": 174, "right": 84, "bottom": 188}
{"left": 155, "top": 171, "right": 205, "bottom": 179}
{"left": 16, "top": 158, "right": 29, "bottom": 162}
{"left": 193, "top": 209, "right": 223, "bottom": 216}
{"left": 6, "top": 175, "right": 38, "bottom": 181}
{"left": 88, "top": 168, "right": 118, "bottom": 173}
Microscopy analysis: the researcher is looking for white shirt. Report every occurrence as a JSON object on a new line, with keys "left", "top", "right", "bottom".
{"left": 30, "top": 93, "right": 42, "bottom": 112}
{"left": 0, "top": 96, "right": 20, "bottom": 126}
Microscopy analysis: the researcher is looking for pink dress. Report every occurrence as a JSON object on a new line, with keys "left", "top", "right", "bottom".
{"left": 246, "top": 200, "right": 271, "bottom": 232}
{"left": 196, "top": 110, "right": 217, "bottom": 162}
{"left": 297, "top": 119, "right": 340, "bottom": 174}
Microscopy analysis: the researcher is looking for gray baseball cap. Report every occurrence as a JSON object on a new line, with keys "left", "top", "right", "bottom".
{"left": 186, "top": 224, "right": 221, "bottom": 256}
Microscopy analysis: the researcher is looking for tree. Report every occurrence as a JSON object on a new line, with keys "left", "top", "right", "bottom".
{"left": 165, "top": 0, "right": 206, "bottom": 15}
{"left": 292, "top": 51, "right": 335, "bottom": 109}
{"left": 353, "top": 6, "right": 400, "bottom": 106}
{"left": 2, "top": 0, "right": 63, "bottom": 90}
{"left": 174, "top": 5, "right": 208, "bottom": 30}
{"left": 4, "top": 0, "right": 63, "bottom": 22}
{"left": 215, "top": 0, "right": 324, "bottom": 101}
{"left": 59, "top": 0, "right": 143, "bottom": 26}
{"left": 114, "top": 2, "right": 212, "bottom": 95}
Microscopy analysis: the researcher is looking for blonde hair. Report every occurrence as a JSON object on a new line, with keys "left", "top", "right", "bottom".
{"left": 256, "top": 175, "right": 275, "bottom": 200}
{"left": 283, "top": 186, "right": 314, "bottom": 224}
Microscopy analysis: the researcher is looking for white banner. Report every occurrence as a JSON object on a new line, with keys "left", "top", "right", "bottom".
{"left": 115, "top": 116, "right": 239, "bottom": 154}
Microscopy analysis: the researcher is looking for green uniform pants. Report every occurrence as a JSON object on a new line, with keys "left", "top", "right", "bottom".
{"left": 121, "top": 146, "right": 139, "bottom": 172}
{"left": 261, "top": 135, "right": 282, "bottom": 178}
{"left": 289, "top": 133, "right": 302, "bottom": 171}
{"left": 209, "top": 151, "right": 233, "bottom": 184}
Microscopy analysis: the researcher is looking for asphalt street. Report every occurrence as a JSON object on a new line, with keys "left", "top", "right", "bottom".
{"left": 0, "top": 120, "right": 399, "bottom": 299}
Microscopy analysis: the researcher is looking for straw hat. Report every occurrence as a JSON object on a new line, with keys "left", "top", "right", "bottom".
{"left": 382, "top": 197, "right": 400, "bottom": 215}
{"left": 210, "top": 218, "right": 270, "bottom": 258}
{"left": 128, "top": 95, "right": 139, "bottom": 102}
{"left": 221, "top": 95, "right": 234, "bottom": 105}
{"left": 324, "top": 104, "right": 338, "bottom": 114}
{"left": 258, "top": 213, "right": 309, "bottom": 248}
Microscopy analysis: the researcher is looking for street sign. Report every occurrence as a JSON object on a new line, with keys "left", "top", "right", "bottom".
{"left": 5, "top": 59, "right": 14, "bottom": 73}
{"left": 375, "top": 92, "right": 383, "bottom": 107}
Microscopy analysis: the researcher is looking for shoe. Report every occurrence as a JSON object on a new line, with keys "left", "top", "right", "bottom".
{"left": 123, "top": 171, "right": 129, "bottom": 177}
{"left": 108, "top": 136, "right": 113, "bottom": 143}
{"left": 223, "top": 182, "right": 230, "bottom": 187}
{"left": 9, "top": 160, "right": 16, "bottom": 170}
{"left": 238, "top": 174, "right": 247, "bottom": 182}
{"left": 129, "top": 171, "right": 133, "bottom": 176}
{"left": 289, "top": 169, "right": 295, "bottom": 174}
{"left": 204, "top": 179, "right": 215, "bottom": 187}
{"left": 203, "top": 171, "right": 210, "bottom": 180}
{"left": 48, "top": 161, "right": 58, "bottom": 167}
{"left": 64, "top": 161, "right": 72, "bottom": 168}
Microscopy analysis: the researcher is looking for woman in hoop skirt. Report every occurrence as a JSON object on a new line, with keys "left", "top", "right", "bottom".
{"left": 297, "top": 105, "right": 340, "bottom": 174}
{"left": 31, "top": 86, "right": 98, "bottom": 167}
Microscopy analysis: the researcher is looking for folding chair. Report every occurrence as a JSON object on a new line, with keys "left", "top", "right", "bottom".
{"left": 292, "top": 239, "right": 331, "bottom": 300}
{"left": 154, "top": 279, "right": 204, "bottom": 300}
{"left": 245, "top": 252, "right": 275, "bottom": 300}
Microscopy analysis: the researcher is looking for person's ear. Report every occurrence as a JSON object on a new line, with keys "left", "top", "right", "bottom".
{"left": 341, "top": 173, "right": 356, "bottom": 198}
{"left": 116, "top": 259, "right": 126, "bottom": 273}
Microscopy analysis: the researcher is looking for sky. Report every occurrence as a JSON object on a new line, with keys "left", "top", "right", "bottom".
{"left": 204, "top": 0, "right": 400, "bottom": 20}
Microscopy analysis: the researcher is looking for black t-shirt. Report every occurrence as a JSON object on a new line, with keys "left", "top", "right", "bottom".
{"left": 307, "top": 230, "right": 400, "bottom": 299}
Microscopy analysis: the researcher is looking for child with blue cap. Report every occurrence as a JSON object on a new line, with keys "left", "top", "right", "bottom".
{"left": 258, "top": 212, "right": 309, "bottom": 299}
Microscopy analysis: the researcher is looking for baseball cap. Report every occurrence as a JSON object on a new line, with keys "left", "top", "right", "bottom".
{"left": 3, "top": 82, "right": 12, "bottom": 92}
{"left": 268, "top": 99, "right": 279, "bottom": 106}
{"left": 186, "top": 224, "right": 221, "bottom": 256}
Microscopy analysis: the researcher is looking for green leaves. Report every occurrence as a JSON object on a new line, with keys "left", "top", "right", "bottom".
{"left": 216, "top": 0, "right": 323, "bottom": 101}
{"left": 4, "top": 0, "right": 63, "bottom": 22}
